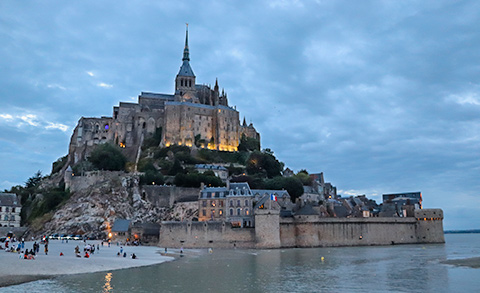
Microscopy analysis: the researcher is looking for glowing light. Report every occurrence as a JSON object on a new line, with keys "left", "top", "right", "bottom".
{"left": 103, "top": 272, "right": 113, "bottom": 292}
{"left": 108, "top": 232, "right": 112, "bottom": 238}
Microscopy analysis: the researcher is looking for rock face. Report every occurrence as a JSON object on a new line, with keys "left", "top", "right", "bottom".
{"left": 43, "top": 172, "right": 198, "bottom": 238}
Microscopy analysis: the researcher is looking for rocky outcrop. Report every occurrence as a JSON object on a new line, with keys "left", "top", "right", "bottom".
{"left": 42, "top": 172, "right": 198, "bottom": 238}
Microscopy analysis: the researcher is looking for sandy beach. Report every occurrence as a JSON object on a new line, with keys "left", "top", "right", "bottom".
{"left": 0, "top": 239, "right": 175, "bottom": 287}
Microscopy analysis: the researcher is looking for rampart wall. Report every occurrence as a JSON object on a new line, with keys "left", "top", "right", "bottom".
{"left": 159, "top": 209, "right": 444, "bottom": 249}
{"left": 159, "top": 221, "right": 255, "bottom": 248}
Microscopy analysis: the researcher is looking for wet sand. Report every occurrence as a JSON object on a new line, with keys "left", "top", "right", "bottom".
{"left": 0, "top": 240, "right": 174, "bottom": 287}
{"left": 442, "top": 257, "right": 480, "bottom": 268}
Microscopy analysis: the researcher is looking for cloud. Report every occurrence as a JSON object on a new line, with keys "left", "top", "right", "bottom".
{"left": 97, "top": 82, "right": 113, "bottom": 88}
{"left": 0, "top": 112, "right": 70, "bottom": 132}
{"left": 19, "top": 114, "right": 40, "bottom": 127}
{"left": 47, "top": 84, "right": 66, "bottom": 90}
{"left": 447, "top": 92, "right": 480, "bottom": 106}
{"left": 45, "top": 122, "right": 69, "bottom": 132}
{"left": 0, "top": 114, "right": 13, "bottom": 120}
{"left": 87, "top": 71, "right": 95, "bottom": 77}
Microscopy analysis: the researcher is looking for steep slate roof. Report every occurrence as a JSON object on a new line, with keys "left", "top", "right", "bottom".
{"left": 195, "top": 164, "right": 228, "bottom": 171}
{"left": 230, "top": 182, "right": 250, "bottom": 190}
{"left": 252, "top": 189, "right": 290, "bottom": 198}
{"left": 111, "top": 219, "right": 131, "bottom": 232}
{"left": 253, "top": 194, "right": 280, "bottom": 210}
{"left": 0, "top": 193, "right": 21, "bottom": 207}
{"left": 295, "top": 204, "right": 318, "bottom": 216}
{"left": 139, "top": 92, "right": 175, "bottom": 100}
{"left": 178, "top": 60, "right": 195, "bottom": 77}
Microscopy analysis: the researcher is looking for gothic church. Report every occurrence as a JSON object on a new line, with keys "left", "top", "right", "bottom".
{"left": 68, "top": 26, "right": 260, "bottom": 165}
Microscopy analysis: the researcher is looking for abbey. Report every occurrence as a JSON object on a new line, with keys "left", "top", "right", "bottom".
{"left": 69, "top": 26, "right": 259, "bottom": 164}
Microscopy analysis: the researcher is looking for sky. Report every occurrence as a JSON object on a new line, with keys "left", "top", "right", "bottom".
{"left": 1, "top": 0, "right": 479, "bottom": 230}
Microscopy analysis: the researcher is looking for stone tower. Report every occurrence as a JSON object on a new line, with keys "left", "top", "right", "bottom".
{"left": 175, "top": 24, "right": 196, "bottom": 98}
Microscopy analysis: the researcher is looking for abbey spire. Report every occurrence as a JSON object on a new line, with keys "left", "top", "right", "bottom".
{"left": 175, "top": 23, "right": 196, "bottom": 96}
{"left": 183, "top": 23, "right": 190, "bottom": 61}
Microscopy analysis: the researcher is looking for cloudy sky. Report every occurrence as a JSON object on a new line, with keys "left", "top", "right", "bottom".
{"left": 1, "top": 1, "right": 479, "bottom": 230}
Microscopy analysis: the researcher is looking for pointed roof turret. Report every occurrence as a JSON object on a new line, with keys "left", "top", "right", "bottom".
{"left": 177, "top": 23, "right": 195, "bottom": 77}
{"left": 243, "top": 117, "right": 247, "bottom": 126}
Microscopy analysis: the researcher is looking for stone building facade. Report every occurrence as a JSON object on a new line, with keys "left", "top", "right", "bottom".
{"left": 0, "top": 193, "right": 21, "bottom": 227}
{"left": 68, "top": 26, "right": 259, "bottom": 165}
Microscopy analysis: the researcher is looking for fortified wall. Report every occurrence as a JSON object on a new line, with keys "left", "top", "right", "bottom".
{"left": 159, "top": 209, "right": 444, "bottom": 249}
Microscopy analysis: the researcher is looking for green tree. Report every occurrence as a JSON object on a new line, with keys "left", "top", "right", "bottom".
{"left": 139, "top": 170, "right": 165, "bottom": 185}
{"left": 51, "top": 155, "right": 68, "bottom": 174}
{"left": 168, "top": 158, "right": 184, "bottom": 175}
{"left": 238, "top": 134, "right": 260, "bottom": 152}
{"left": 88, "top": 143, "right": 127, "bottom": 171}
{"left": 246, "top": 150, "right": 283, "bottom": 178}
{"left": 25, "top": 171, "right": 42, "bottom": 189}
{"left": 265, "top": 176, "right": 304, "bottom": 203}
{"left": 295, "top": 170, "right": 313, "bottom": 186}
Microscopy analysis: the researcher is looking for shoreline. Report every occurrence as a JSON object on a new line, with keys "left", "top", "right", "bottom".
{"left": 0, "top": 239, "right": 176, "bottom": 288}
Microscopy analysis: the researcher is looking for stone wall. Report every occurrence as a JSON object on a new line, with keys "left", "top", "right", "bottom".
{"left": 158, "top": 209, "right": 445, "bottom": 249}
{"left": 159, "top": 221, "right": 255, "bottom": 248}
{"left": 66, "top": 171, "right": 128, "bottom": 193}
{"left": 141, "top": 186, "right": 200, "bottom": 208}
{"left": 0, "top": 227, "right": 28, "bottom": 238}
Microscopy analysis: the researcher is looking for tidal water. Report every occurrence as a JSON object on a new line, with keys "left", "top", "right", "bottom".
{"left": 1, "top": 234, "right": 479, "bottom": 293}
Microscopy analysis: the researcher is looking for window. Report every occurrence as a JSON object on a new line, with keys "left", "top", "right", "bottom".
{"left": 211, "top": 210, "right": 215, "bottom": 218}
{"left": 12, "top": 208, "right": 15, "bottom": 213}
{"left": 202, "top": 201, "right": 207, "bottom": 207}
{"left": 237, "top": 200, "right": 240, "bottom": 207}
{"left": 181, "top": 79, "right": 184, "bottom": 86}
{"left": 229, "top": 209, "right": 233, "bottom": 216}
{"left": 245, "top": 209, "right": 249, "bottom": 216}
{"left": 0, "top": 207, "right": 2, "bottom": 212}
{"left": 219, "top": 210, "right": 223, "bottom": 216}
{"left": 202, "top": 209, "right": 206, "bottom": 216}
{"left": 220, "top": 201, "right": 224, "bottom": 207}
{"left": 237, "top": 208, "right": 241, "bottom": 216}
{"left": 3, "top": 215, "right": 7, "bottom": 221}
{"left": 211, "top": 201, "right": 216, "bottom": 207}
{"left": 5, "top": 207, "right": 8, "bottom": 212}
{"left": 230, "top": 200, "right": 233, "bottom": 207}
{"left": 10, "top": 215, "right": 14, "bottom": 221}
{"left": 245, "top": 200, "right": 248, "bottom": 206}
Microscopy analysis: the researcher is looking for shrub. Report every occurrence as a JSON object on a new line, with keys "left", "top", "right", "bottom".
{"left": 88, "top": 143, "right": 127, "bottom": 171}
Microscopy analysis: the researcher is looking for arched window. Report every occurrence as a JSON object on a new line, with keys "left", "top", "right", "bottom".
{"left": 230, "top": 200, "right": 233, "bottom": 207}
{"left": 245, "top": 209, "right": 249, "bottom": 216}
{"left": 237, "top": 208, "right": 241, "bottom": 216}
{"left": 229, "top": 209, "right": 233, "bottom": 216}
{"left": 189, "top": 80, "right": 192, "bottom": 87}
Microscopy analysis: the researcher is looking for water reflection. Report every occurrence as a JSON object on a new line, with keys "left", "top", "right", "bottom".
{"left": 48, "top": 235, "right": 479, "bottom": 293}
{"left": 103, "top": 272, "right": 113, "bottom": 292}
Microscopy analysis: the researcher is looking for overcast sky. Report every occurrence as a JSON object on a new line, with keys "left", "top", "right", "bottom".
{"left": 1, "top": 1, "right": 479, "bottom": 230}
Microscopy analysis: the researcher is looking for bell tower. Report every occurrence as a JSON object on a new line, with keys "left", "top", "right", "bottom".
{"left": 175, "top": 24, "right": 196, "bottom": 96}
